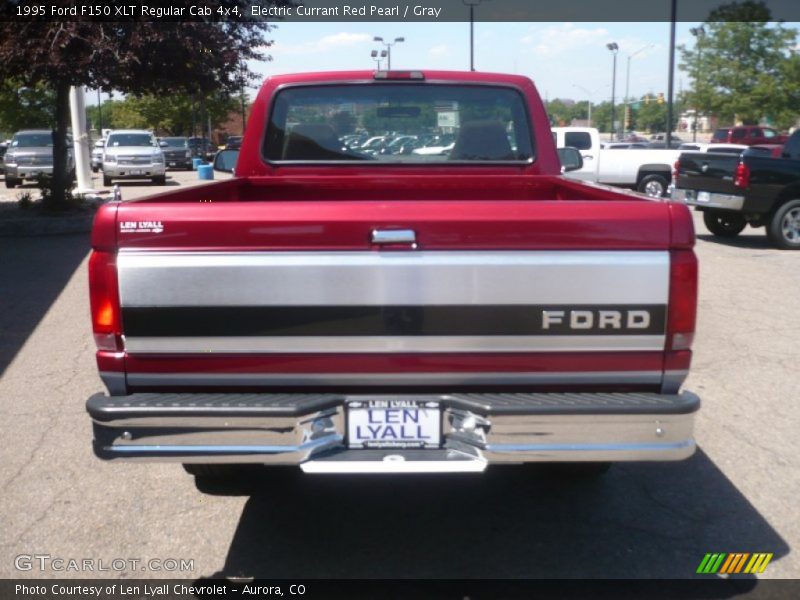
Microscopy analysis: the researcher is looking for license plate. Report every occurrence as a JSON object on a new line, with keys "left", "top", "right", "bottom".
{"left": 130, "top": 169, "right": 142, "bottom": 175}
{"left": 169, "top": 162, "right": 176, "bottom": 167}
{"left": 348, "top": 399, "right": 440, "bottom": 449}
{"left": 696, "top": 191, "right": 710, "bottom": 203}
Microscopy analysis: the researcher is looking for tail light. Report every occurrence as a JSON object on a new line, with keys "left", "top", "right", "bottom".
{"left": 666, "top": 249, "right": 698, "bottom": 351}
{"left": 734, "top": 161, "right": 750, "bottom": 188}
{"left": 89, "top": 250, "right": 123, "bottom": 351}
{"left": 672, "top": 159, "right": 680, "bottom": 186}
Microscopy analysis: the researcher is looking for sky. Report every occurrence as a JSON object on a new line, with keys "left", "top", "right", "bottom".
{"left": 247, "top": 21, "right": 709, "bottom": 104}
{"left": 88, "top": 20, "right": 799, "bottom": 107}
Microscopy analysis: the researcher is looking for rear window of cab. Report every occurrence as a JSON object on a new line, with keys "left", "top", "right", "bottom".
{"left": 263, "top": 84, "right": 534, "bottom": 163}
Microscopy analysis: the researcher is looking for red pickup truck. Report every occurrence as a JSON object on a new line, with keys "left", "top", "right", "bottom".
{"left": 86, "top": 70, "right": 700, "bottom": 478}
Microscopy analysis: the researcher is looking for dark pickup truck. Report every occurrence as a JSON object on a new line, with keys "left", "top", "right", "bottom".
{"left": 671, "top": 130, "right": 800, "bottom": 249}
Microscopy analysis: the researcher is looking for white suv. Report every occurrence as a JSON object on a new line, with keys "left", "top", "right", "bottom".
{"left": 102, "top": 130, "right": 166, "bottom": 186}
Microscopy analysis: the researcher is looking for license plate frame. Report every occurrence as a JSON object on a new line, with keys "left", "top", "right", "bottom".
{"left": 347, "top": 399, "right": 441, "bottom": 449}
{"left": 696, "top": 190, "right": 711, "bottom": 203}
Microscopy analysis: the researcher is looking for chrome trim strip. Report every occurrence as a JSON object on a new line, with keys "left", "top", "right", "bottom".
{"left": 117, "top": 251, "right": 670, "bottom": 307}
{"left": 126, "top": 370, "right": 664, "bottom": 387}
{"left": 485, "top": 440, "right": 694, "bottom": 453}
{"left": 108, "top": 436, "right": 342, "bottom": 455}
{"left": 123, "top": 335, "right": 666, "bottom": 354}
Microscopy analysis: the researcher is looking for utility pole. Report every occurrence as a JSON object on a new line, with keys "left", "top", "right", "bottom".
{"left": 690, "top": 26, "right": 706, "bottom": 142}
{"left": 666, "top": 0, "right": 677, "bottom": 148}
{"left": 607, "top": 42, "right": 619, "bottom": 140}
{"left": 462, "top": 0, "right": 484, "bottom": 71}
{"left": 624, "top": 44, "right": 653, "bottom": 133}
{"left": 96, "top": 89, "right": 102, "bottom": 133}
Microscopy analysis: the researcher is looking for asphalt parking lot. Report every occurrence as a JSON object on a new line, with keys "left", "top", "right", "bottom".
{"left": 0, "top": 175, "right": 797, "bottom": 583}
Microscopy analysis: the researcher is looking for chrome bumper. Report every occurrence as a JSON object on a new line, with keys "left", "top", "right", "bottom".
{"left": 671, "top": 187, "right": 745, "bottom": 211}
{"left": 87, "top": 391, "right": 699, "bottom": 473}
{"left": 103, "top": 163, "right": 165, "bottom": 177}
{"left": 5, "top": 164, "right": 53, "bottom": 179}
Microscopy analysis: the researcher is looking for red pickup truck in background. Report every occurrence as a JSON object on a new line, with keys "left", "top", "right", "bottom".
{"left": 711, "top": 125, "right": 789, "bottom": 146}
{"left": 86, "top": 70, "right": 700, "bottom": 479}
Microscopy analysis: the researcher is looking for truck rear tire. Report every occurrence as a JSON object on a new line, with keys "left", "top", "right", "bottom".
{"left": 637, "top": 174, "right": 669, "bottom": 198}
{"left": 5, "top": 177, "right": 20, "bottom": 189}
{"left": 703, "top": 210, "right": 746, "bottom": 237}
{"left": 767, "top": 199, "right": 800, "bottom": 249}
{"left": 103, "top": 175, "right": 112, "bottom": 187}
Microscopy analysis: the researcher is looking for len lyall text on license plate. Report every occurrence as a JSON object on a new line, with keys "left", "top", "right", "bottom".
{"left": 347, "top": 399, "right": 441, "bottom": 449}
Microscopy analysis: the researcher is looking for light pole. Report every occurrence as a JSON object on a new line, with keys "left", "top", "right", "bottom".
{"left": 97, "top": 89, "right": 102, "bottom": 133}
{"left": 690, "top": 26, "right": 706, "bottom": 142}
{"left": 370, "top": 49, "right": 387, "bottom": 70}
{"left": 606, "top": 42, "right": 619, "bottom": 140}
{"left": 373, "top": 36, "right": 404, "bottom": 70}
{"left": 572, "top": 84, "right": 594, "bottom": 127}
{"left": 238, "top": 62, "right": 247, "bottom": 135}
{"left": 624, "top": 44, "right": 653, "bottom": 133}
{"left": 462, "top": 0, "right": 484, "bottom": 71}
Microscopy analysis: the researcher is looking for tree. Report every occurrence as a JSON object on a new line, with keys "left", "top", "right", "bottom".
{"left": 0, "top": 80, "right": 56, "bottom": 135}
{"left": 89, "top": 93, "right": 239, "bottom": 136}
{"left": 679, "top": 0, "right": 800, "bottom": 129}
{"left": 634, "top": 95, "right": 684, "bottom": 133}
{"left": 0, "top": 6, "right": 287, "bottom": 209}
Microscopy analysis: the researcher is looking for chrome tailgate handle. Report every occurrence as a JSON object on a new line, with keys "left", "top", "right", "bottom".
{"left": 371, "top": 229, "right": 417, "bottom": 245}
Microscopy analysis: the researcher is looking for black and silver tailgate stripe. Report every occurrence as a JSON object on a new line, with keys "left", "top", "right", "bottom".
{"left": 118, "top": 251, "right": 669, "bottom": 354}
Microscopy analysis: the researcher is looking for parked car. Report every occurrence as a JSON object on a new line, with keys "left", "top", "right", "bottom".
{"left": 187, "top": 137, "right": 216, "bottom": 161}
{"left": 0, "top": 142, "right": 7, "bottom": 175}
{"left": 91, "top": 138, "right": 105, "bottom": 172}
{"left": 158, "top": 136, "right": 193, "bottom": 170}
{"left": 224, "top": 136, "right": 243, "bottom": 150}
{"left": 4, "top": 129, "right": 75, "bottom": 189}
{"left": 672, "top": 129, "right": 800, "bottom": 248}
{"left": 85, "top": 69, "right": 700, "bottom": 480}
{"left": 711, "top": 126, "right": 789, "bottom": 146}
{"left": 102, "top": 129, "right": 165, "bottom": 186}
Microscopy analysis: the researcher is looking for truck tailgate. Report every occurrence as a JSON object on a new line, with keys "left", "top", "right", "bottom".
{"left": 91, "top": 176, "right": 694, "bottom": 395}
{"left": 676, "top": 151, "right": 741, "bottom": 194}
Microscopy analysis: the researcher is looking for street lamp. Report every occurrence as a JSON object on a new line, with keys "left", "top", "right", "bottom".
{"left": 572, "top": 85, "right": 594, "bottom": 127}
{"left": 690, "top": 26, "right": 706, "bottom": 142}
{"left": 370, "top": 49, "right": 388, "bottom": 70}
{"left": 462, "top": 0, "right": 486, "bottom": 71}
{"left": 624, "top": 43, "right": 653, "bottom": 133}
{"left": 97, "top": 89, "right": 102, "bottom": 133}
{"left": 373, "top": 36, "right": 404, "bottom": 70}
{"left": 238, "top": 62, "right": 248, "bottom": 135}
{"left": 606, "top": 42, "right": 619, "bottom": 140}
